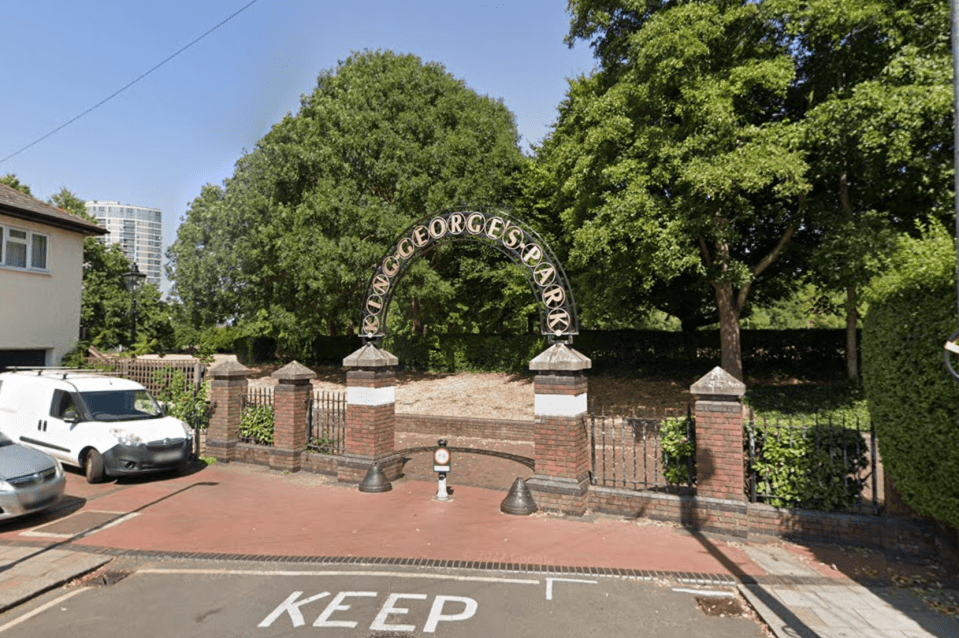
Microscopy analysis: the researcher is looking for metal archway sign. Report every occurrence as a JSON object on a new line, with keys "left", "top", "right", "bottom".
{"left": 360, "top": 209, "right": 579, "bottom": 343}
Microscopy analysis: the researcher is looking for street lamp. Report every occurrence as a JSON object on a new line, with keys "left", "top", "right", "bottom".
{"left": 123, "top": 262, "right": 146, "bottom": 346}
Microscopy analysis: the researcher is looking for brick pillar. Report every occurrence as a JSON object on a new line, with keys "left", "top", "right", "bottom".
{"left": 691, "top": 367, "right": 746, "bottom": 501}
{"left": 206, "top": 359, "right": 250, "bottom": 462}
{"left": 338, "top": 344, "right": 402, "bottom": 483}
{"left": 525, "top": 343, "right": 592, "bottom": 516}
{"left": 270, "top": 360, "right": 315, "bottom": 473}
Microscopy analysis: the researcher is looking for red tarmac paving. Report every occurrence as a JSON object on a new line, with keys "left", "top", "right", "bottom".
{"left": 1, "top": 462, "right": 780, "bottom": 578}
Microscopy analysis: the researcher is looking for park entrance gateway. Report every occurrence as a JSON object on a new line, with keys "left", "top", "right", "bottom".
{"left": 341, "top": 209, "right": 594, "bottom": 514}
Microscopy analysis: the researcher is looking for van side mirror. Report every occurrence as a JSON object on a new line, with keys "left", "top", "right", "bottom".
{"left": 63, "top": 408, "right": 80, "bottom": 423}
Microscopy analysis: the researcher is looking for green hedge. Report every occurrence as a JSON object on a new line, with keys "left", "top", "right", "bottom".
{"left": 748, "top": 424, "right": 869, "bottom": 511}
{"left": 862, "top": 224, "right": 959, "bottom": 528}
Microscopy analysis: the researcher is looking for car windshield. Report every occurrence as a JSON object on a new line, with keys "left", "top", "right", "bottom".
{"left": 79, "top": 389, "right": 163, "bottom": 422}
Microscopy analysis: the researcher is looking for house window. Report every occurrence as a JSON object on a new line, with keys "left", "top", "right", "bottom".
{"left": 1, "top": 225, "right": 49, "bottom": 272}
{"left": 31, "top": 234, "right": 47, "bottom": 269}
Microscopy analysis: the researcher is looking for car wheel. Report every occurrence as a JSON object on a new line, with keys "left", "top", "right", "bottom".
{"left": 84, "top": 449, "right": 105, "bottom": 484}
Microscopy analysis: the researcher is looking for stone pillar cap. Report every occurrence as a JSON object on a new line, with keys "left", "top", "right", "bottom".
{"left": 208, "top": 359, "right": 251, "bottom": 379}
{"left": 272, "top": 360, "right": 316, "bottom": 382}
{"left": 690, "top": 366, "right": 745, "bottom": 398}
{"left": 343, "top": 343, "right": 399, "bottom": 368}
{"left": 529, "top": 343, "right": 592, "bottom": 372}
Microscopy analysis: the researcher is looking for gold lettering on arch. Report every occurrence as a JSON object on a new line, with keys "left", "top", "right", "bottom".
{"left": 448, "top": 213, "right": 465, "bottom": 234}
{"left": 547, "top": 309, "right": 571, "bottom": 333}
{"left": 366, "top": 212, "right": 576, "bottom": 340}
{"left": 396, "top": 238, "right": 415, "bottom": 259}
{"left": 542, "top": 285, "right": 566, "bottom": 309}
{"left": 362, "top": 315, "right": 380, "bottom": 335}
{"left": 382, "top": 255, "right": 400, "bottom": 277}
{"left": 412, "top": 225, "right": 430, "bottom": 247}
{"left": 429, "top": 217, "right": 448, "bottom": 239}
{"left": 466, "top": 213, "right": 485, "bottom": 235}
{"left": 372, "top": 274, "right": 390, "bottom": 295}
{"left": 503, "top": 225, "right": 523, "bottom": 249}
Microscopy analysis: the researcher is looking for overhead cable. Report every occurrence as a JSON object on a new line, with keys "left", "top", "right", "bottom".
{"left": 0, "top": 0, "right": 260, "bottom": 166}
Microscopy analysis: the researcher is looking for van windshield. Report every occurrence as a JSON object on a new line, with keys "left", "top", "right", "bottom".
{"left": 79, "top": 390, "right": 163, "bottom": 422}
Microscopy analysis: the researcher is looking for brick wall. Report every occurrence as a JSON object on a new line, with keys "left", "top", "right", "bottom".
{"left": 395, "top": 414, "right": 534, "bottom": 441}
{"left": 587, "top": 485, "right": 948, "bottom": 558}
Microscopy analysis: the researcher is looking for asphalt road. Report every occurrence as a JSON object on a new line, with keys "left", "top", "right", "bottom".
{"left": 0, "top": 560, "right": 766, "bottom": 637}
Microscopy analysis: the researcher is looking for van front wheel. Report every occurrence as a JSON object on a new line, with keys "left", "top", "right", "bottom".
{"left": 84, "top": 449, "right": 105, "bottom": 483}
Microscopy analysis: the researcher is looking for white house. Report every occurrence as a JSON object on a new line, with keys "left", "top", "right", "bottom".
{"left": 0, "top": 184, "right": 106, "bottom": 370}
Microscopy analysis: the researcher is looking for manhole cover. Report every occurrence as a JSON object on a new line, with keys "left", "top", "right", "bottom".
{"left": 26, "top": 511, "right": 128, "bottom": 537}
{"left": 696, "top": 596, "right": 744, "bottom": 617}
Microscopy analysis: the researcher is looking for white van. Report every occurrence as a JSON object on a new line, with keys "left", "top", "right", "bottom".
{"left": 0, "top": 370, "right": 193, "bottom": 483}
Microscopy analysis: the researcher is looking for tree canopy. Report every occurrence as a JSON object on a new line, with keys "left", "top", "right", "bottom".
{"left": 771, "top": 0, "right": 953, "bottom": 379}
{"left": 530, "top": 0, "right": 952, "bottom": 379}
{"left": 537, "top": 0, "right": 810, "bottom": 379}
{"left": 168, "top": 50, "right": 528, "bottom": 357}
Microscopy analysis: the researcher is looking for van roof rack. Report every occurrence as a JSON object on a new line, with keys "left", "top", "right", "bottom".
{"left": 7, "top": 367, "right": 112, "bottom": 379}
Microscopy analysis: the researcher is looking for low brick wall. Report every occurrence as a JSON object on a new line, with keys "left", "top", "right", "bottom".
{"left": 234, "top": 442, "right": 272, "bottom": 466}
{"left": 302, "top": 452, "right": 339, "bottom": 477}
{"left": 588, "top": 485, "right": 947, "bottom": 558}
{"left": 395, "top": 414, "right": 534, "bottom": 441}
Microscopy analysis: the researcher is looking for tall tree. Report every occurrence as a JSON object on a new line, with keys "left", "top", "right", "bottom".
{"left": 541, "top": 0, "right": 809, "bottom": 379}
{"left": 771, "top": 0, "right": 953, "bottom": 380}
{"left": 168, "top": 51, "right": 526, "bottom": 356}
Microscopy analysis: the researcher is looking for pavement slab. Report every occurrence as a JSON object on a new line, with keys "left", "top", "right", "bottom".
{"left": 0, "top": 546, "right": 110, "bottom": 613}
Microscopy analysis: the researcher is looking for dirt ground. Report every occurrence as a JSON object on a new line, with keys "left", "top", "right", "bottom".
{"left": 250, "top": 366, "right": 693, "bottom": 419}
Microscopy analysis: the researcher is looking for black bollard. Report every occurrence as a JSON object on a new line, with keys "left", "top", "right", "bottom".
{"left": 500, "top": 477, "right": 537, "bottom": 515}
{"left": 358, "top": 462, "right": 392, "bottom": 493}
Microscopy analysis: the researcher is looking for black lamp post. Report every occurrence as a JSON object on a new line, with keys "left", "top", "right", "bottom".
{"left": 123, "top": 262, "right": 146, "bottom": 346}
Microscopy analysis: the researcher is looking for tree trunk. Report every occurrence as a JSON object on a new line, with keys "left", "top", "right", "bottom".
{"left": 411, "top": 296, "right": 424, "bottom": 336}
{"left": 714, "top": 283, "right": 744, "bottom": 381}
{"left": 845, "top": 286, "right": 859, "bottom": 381}
{"left": 680, "top": 317, "right": 698, "bottom": 364}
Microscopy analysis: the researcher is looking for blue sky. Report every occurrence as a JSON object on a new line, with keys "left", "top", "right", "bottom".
{"left": 0, "top": 0, "right": 596, "bottom": 289}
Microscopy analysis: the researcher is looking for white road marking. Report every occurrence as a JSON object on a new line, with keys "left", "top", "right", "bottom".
{"left": 545, "top": 577, "right": 597, "bottom": 600}
{"left": 136, "top": 568, "right": 540, "bottom": 585}
{"left": 0, "top": 589, "right": 87, "bottom": 634}
{"left": 672, "top": 588, "right": 736, "bottom": 597}
{"left": 20, "top": 512, "right": 139, "bottom": 539}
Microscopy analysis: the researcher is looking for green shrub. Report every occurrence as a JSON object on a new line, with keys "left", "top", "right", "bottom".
{"left": 863, "top": 222, "right": 959, "bottom": 527}
{"left": 661, "top": 415, "right": 695, "bottom": 485}
{"left": 239, "top": 404, "right": 274, "bottom": 445}
{"left": 153, "top": 369, "right": 213, "bottom": 430}
{"left": 307, "top": 435, "right": 337, "bottom": 454}
{"left": 747, "top": 424, "right": 869, "bottom": 511}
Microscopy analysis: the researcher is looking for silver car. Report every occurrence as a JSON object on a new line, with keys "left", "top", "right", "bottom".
{"left": 0, "top": 432, "right": 66, "bottom": 521}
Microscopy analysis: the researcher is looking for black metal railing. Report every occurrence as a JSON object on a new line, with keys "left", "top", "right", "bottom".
{"left": 240, "top": 386, "right": 275, "bottom": 446}
{"left": 745, "top": 410, "right": 879, "bottom": 514}
{"left": 588, "top": 406, "right": 694, "bottom": 492}
{"left": 308, "top": 390, "right": 346, "bottom": 455}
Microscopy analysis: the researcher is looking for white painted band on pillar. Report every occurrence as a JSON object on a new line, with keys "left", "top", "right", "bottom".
{"left": 347, "top": 385, "right": 396, "bottom": 406}
{"left": 534, "top": 393, "right": 587, "bottom": 417}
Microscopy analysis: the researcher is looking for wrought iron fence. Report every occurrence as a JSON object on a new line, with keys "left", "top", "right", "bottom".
{"left": 240, "top": 386, "right": 274, "bottom": 446}
{"left": 308, "top": 390, "right": 346, "bottom": 455}
{"left": 588, "top": 406, "right": 694, "bottom": 492}
{"left": 745, "top": 410, "right": 879, "bottom": 514}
